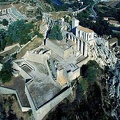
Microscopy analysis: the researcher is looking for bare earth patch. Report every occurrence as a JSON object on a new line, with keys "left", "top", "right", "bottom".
{"left": 17, "top": 37, "right": 43, "bottom": 59}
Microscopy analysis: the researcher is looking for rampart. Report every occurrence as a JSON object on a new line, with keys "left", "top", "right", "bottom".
{"left": 25, "top": 84, "right": 72, "bottom": 120}
{"left": 0, "top": 86, "right": 31, "bottom": 112}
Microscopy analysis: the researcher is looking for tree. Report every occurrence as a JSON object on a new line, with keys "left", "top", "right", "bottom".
{"left": 34, "top": 31, "right": 43, "bottom": 38}
{"left": 5, "top": 20, "right": 33, "bottom": 45}
{"left": 76, "top": 10, "right": 113, "bottom": 36}
{"left": 47, "top": 82, "right": 114, "bottom": 120}
{"left": 81, "top": 60, "right": 102, "bottom": 83}
{"left": 0, "top": 62, "right": 12, "bottom": 83}
{"left": 48, "top": 25, "right": 63, "bottom": 40}
{"left": 0, "top": 29, "right": 6, "bottom": 51}
{"left": 2, "top": 19, "right": 8, "bottom": 26}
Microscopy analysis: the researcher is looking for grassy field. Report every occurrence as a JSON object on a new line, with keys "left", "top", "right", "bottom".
{"left": 17, "top": 37, "right": 43, "bottom": 59}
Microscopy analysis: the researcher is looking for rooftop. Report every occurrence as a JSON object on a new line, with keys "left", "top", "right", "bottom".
{"left": 27, "top": 79, "right": 60, "bottom": 109}
{"left": 49, "top": 39, "right": 71, "bottom": 50}
{"left": 77, "top": 26, "right": 94, "bottom": 33}
{"left": 15, "top": 59, "right": 61, "bottom": 110}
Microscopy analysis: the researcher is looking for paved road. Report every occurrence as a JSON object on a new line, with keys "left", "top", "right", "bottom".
{"left": 91, "top": 2, "right": 98, "bottom": 18}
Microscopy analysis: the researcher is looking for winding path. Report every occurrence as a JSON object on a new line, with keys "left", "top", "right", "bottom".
{"left": 91, "top": 2, "right": 98, "bottom": 18}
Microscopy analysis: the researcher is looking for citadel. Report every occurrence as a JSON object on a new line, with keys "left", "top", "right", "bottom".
{"left": 0, "top": 13, "right": 119, "bottom": 120}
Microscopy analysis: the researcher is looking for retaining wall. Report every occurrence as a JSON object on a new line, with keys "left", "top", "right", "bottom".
{"left": 24, "top": 52, "right": 48, "bottom": 65}
{"left": 0, "top": 86, "right": 31, "bottom": 112}
{"left": 25, "top": 84, "right": 72, "bottom": 120}
{"left": 12, "top": 61, "right": 32, "bottom": 80}
{"left": 36, "top": 87, "right": 72, "bottom": 120}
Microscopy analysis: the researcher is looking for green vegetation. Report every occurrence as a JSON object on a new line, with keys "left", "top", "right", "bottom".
{"left": 0, "top": 95, "right": 30, "bottom": 120}
{"left": 75, "top": 2, "right": 120, "bottom": 37}
{"left": 47, "top": 82, "right": 114, "bottom": 120}
{"left": 0, "top": 20, "right": 39, "bottom": 51}
{"left": 79, "top": 60, "right": 102, "bottom": 93}
{"left": 44, "top": 0, "right": 82, "bottom": 12}
{"left": 81, "top": 60, "right": 102, "bottom": 82}
{"left": 36, "top": 8, "right": 42, "bottom": 20}
{"left": 93, "top": 2, "right": 120, "bottom": 39}
{"left": 76, "top": 11, "right": 112, "bottom": 36}
{"left": 82, "top": 0, "right": 94, "bottom": 6}
{"left": 0, "top": 29, "right": 6, "bottom": 51}
{"left": 94, "top": 2, "right": 120, "bottom": 23}
{"left": 36, "top": 15, "right": 42, "bottom": 20}
{"left": 47, "top": 61, "right": 114, "bottom": 120}
{"left": 2, "top": 19, "right": 8, "bottom": 26}
{"left": 43, "top": 0, "right": 94, "bottom": 12}
{"left": 33, "top": 31, "right": 43, "bottom": 38}
{"left": 0, "top": 62, "right": 12, "bottom": 83}
{"left": 5, "top": 20, "right": 33, "bottom": 45}
{"left": 28, "top": 109, "right": 32, "bottom": 116}
{"left": 79, "top": 78, "right": 88, "bottom": 92}
{"left": 0, "top": 0, "right": 14, "bottom": 2}
{"left": 44, "top": 0, "right": 51, "bottom": 4}
{"left": 48, "top": 25, "right": 63, "bottom": 40}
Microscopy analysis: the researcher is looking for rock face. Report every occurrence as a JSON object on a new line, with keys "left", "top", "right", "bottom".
{"left": 107, "top": 61, "right": 120, "bottom": 120}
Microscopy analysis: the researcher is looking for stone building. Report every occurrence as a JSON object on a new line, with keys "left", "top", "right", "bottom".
{"left": 9, "top": 46, "right": 77, "bottom": 120}
{"left": 66, "top": 18, "right": 95, "bottom": 58}
{"left": 0, "top": 16, "right": 118, "bottom": 120}
{"left": 46, "top": 39, "right": 74, "bottom": 59}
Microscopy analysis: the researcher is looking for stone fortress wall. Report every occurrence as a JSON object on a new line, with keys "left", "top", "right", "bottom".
{"left": 25, "top": 83, "right": 72, "bottom": 120}
{"left": 36, "top": 87, "right": 72, "bottom": 120}
{"left": 0, "top": 86, "right": 31, "bottom": 112}
{"left": 23, "top": 51, "right": 49, "bottom": 65}
{"left": 68, "top": 67, "right": 80, "bottom": 81}
{"left": 0, "top": 15, "right": 118, "bottom": 120}
{"left": 12, "top": 61, "right": 32, "bottom": 80}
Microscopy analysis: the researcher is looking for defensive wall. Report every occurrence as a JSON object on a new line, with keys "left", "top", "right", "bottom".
{"left": 77, "top": 56, "right": 92, "bottom": 68}
{"left": 23, "top": 51, "right": 49, "bottom": 65}
{"left": 25, "top": 84, "right": 72, "bottom": 120}
{"left": 68, "top": 67, "right": 80, "bottom": 81}
{"left": 12, "top": 61, "right": 32, "bottom": 80}
{"left": 0, "top": 86, "right": 31, "bottom": 112}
